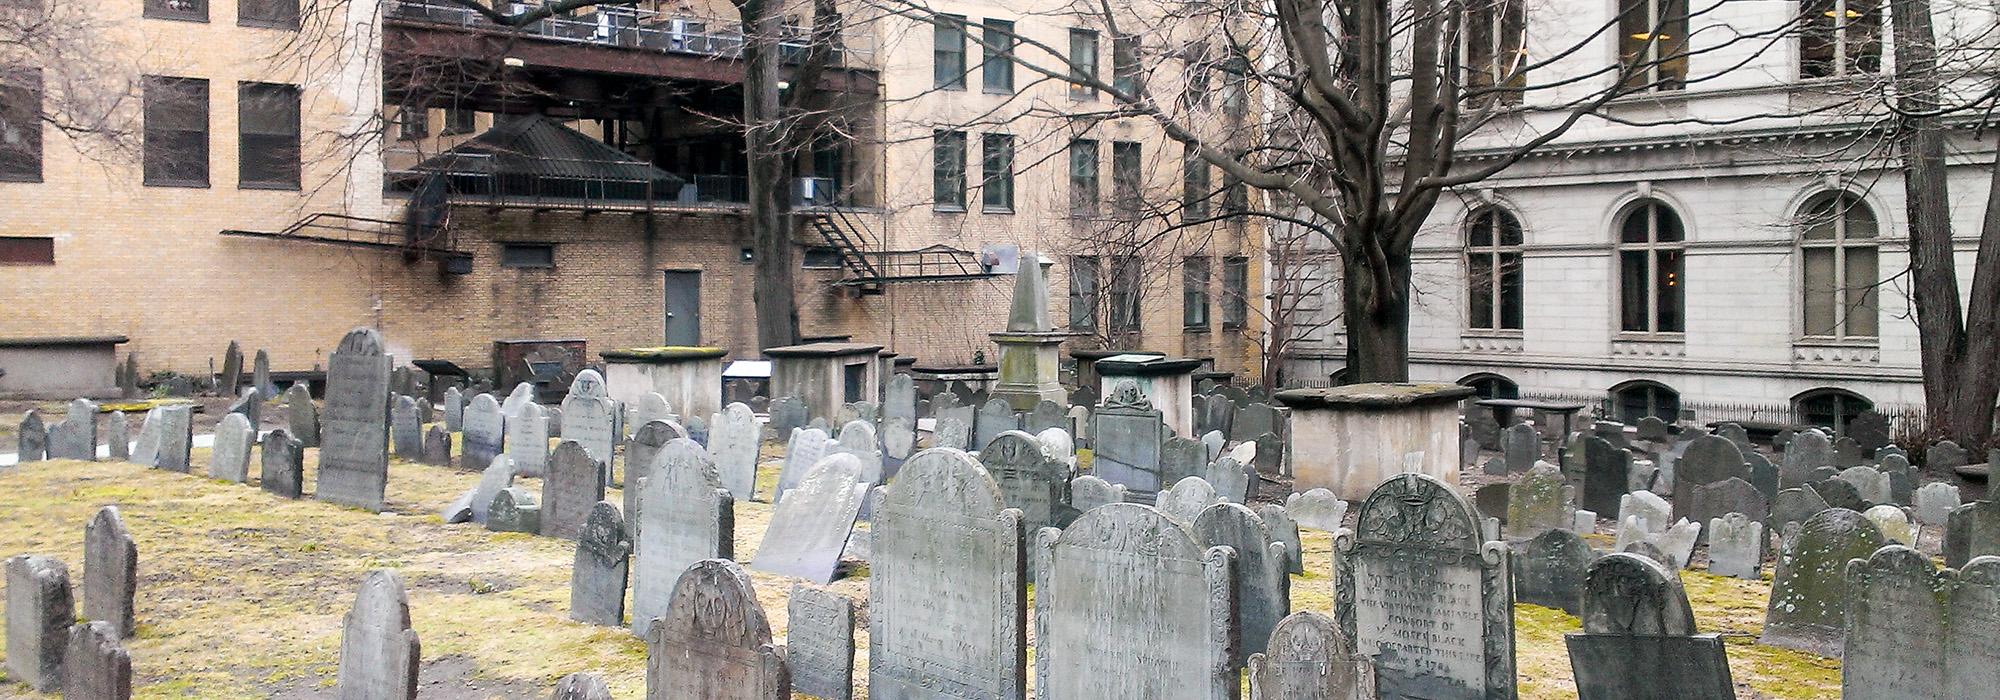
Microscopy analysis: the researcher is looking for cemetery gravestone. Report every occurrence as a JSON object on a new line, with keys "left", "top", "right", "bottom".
{"left": 1811, "top": 476, "right": 1869, "bottom": 513}
{"left": 1864, "top": 504, "right": 1916, "bottom": 545}
{"left": 318, "top": 329, "right": 393, "bottom": 512}
{"left": 155, "top": 405, "right": 193, "bottom": 473}
{"left": 1706, "top": 512, "right": 1764, "bottom": 579}
{"left": 1234, "top": 401, "right": 1283, "bottom": 445}
{"left": 933, "top": 417, "right": 971, "bottom": 451}
{"left": 1092, "top": 380, "right": 1167, "bottom": 496}
{"left": 1335, "top": 473, "right": 1513, "bottom": 700}
{"left": 1687, "top": 477, "right": 1767, "bottom": 533}
{"left": 1155, "top": 475, "right": 1221, "bottom": 523}
{"left": 1842, "top": 545, "right": 1948, "bottom": 699}
{"left": 1287, "top": 488, "right": 1348, "bottom": 532}
{"left": 1945, "top": 499, "right": 2000, "bottom": 568}
{"left": 709, "top": 402, "right": 762, "bottom": 500}
{"left": 1502, "top": 422, "right": 1540, "bottom": 473}
{"left": 1930, "top": 440, "right": 1970, "bottom": 473}
{"left": 335, "top": 570, "right": 420, "bottom": 700}
{"left": 487, "top": 487, "right": 541, "bottom": 534}
{"left": 1033, "top": 504, "right": 1236, "bottom": 698}
{"left": 1769, "top": 487, "right": 1831, "bottom": 541}
{"left": 788, "top": 586, "right": 854, "bottom": 700}
{"left": 882, "top": 415, "right": 915, "bottom": 461}
{"left": 208, "top": 412, "right": 255, "bottom": 483}
{"left": 1067, "top": 475, "right": 1124, "bottom": 515}
{"left": 1618, "top": 490, "right": 1672, "bottom": 535}
{"left": 770, "top": 396, "right": 809, "bottom": 436}
{"left": 776, "top": 427, "right": 834, "bottom": 502}
{"left": 1848, "top": 411, "right": 1892, "bottom": 452}
{"left": 1262, "top": 503, "right": 1307, "bottom": 576}
{"left": 16, "top": 410, "right": 46, "bottom": 462}
{"left": 47, "top": 399, "right": 97, "bottom": 461}
{"left": 105, "top": 411, "right": 128, "bottom": 462}
{"left": 1196, "top": 393, "right": 1235, "bottom": 438}
{"left": 220, "top": 341, "right": 243, "bottom": 394}
{"left": 632, "top": 439, "right": 737, "bottom": 638}
{"left": 442, "top": 386, "right": 463, "bottom": 432}
{"left": 259, "top": 429, "right": 305, "bottom": 499}
{"left": 750, "top": 454, "right": 866, "bottom": 586}
{"left": 832, "top": 420, "right": 883, "bottom": 485}
{"left": 571, "top": 501, "right": 630, "bottom": 627}
{"left": 469, "top": 456, "right": 513, "bottom": 524}
{"left": 1948, "top": 558, "right": 2000, "bottom": 698}
{"left": 1207, "top": 456, "right": 1254, "bottom": 504}
{"left": 630, "top": 392, "right": 672, "bottom": 437}
{"left": 1837, "top": 465, "right": 1890, "bottom": 505}
{"left": 1474, "top": 484, "right": 1510, "bottom": 526}
{"left": 227, "top": 387, "right": 261, "bottom": 429}
{"left": 461, "top": 394, "right": 505, "bottom": 468}
{"left": 391, "top": 395, "right": 422, "bottom": 460}
{"left": 868, "top": 448, "right": 1026, "bottom": 700}
{"left": 974, "top": 399, "right": 1017, "bottom": 452}
{"left": 981, "top": 430, "right": 1069, "bottom": 536}
{"left": 507, "top": 403, "right": 549, "bottom": 478}
{"left": 421, "top": 424, "right": 452, "bottom": 467}
{"left": 1761, "top": 508, "right": 1887, "bottom": 655}
{"left": 285, "top": 384, "right": 319, "bottom": 447}
{"left": 62, "top": 621, "right": 129, "bottom": 700}
{"left": 1246, "top": 611, "right": 1376, "bottom": 700}
{"left": 643, "top": 559, "right": 788, "bottom": 700}
{"left": 6, "top": 555, "right": 72, "bottom": 692}
{"left": 1027, "top": 399, "right": 1066, "bottom": 436}
{"left": 1580, "top": 436, "right": 1631, "bottom": 517}
{"left": 1673, "top": 435, "right": 1748, "bottom": 522}
{"left": 623, "top": 420, "right": 682, "bottom": 521}
{"left": 541, "top": 441, "right": 607, "bottom": 540}
{"left": 1881, "top": 453, "right": 1914, "bottom": 505}
{"left": 1508, "top": 462, "right": 1569, "bottom": 540}
{"left": 1564, "top": 553, "right": 1733, "bottom": 700}
{"left": 1160, "top": 435, "right": 1208, "bottom": 488}
{"left": 1513, "top": 528, "right": 1595, "bottom": 615}
{"left": 884, "top": 374, "right": 916, "bottom": 425}
{"left": 84, "top": 507, "right": 136, "bottom": 638}
{"left": 1194, "top": 502, "right": 1290, "bottom": 664}
{"left": 1916, "top": 482, "right": 1960, "bottom": 526}
{"left": 561, "top": 370, "right": 619, "bottom": 482}
{"left": 552, "top": 673, "right": 612, "bottom": 700}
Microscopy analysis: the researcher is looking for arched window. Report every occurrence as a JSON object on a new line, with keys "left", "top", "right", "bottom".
{"left": 1460, "top": 373, "right": 1520, "bottom": 400}
{"left": 1799, "top": 192, "right": 1879, "bottom": 339}
{"left": 1794, "top": 388, "right": 1873, "bottom": 434}
{"left": 1466, "top": 207, "right": 1524, "bottom": 331}
{"left": 1799, "top": 0, "right": 1882, "bottom": 79}
{"left": 1617, "top": 200, "right": 1685, "bottom": 333}
{"left": 1611, "top": 380, "right": 1680, "bottom": 423}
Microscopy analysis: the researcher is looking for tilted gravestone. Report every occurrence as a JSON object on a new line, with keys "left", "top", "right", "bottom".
{"left": 220, "top": 340, "right": 243, "bottom": 393}
{"left": 1233, "top": 401, "right": 1283, "bottom": 445}
{"left": 769, "top": 395, "right": 809, "bottom": 436}
{"left": 1745, "top": 453, "right": 1780, "bottom": 504}
{"left": 1579, "top": 436, "right": 1631, "bottom": 518}
{"left": 1880, "top": 453, "right": 1914, "bottom": 505}
{"left": 1811, "top": 475, "right": 1868, "bottom": 513}
{"left": 507, "top": 402, "right": 550, "bottom": 478}
{"left": 832, "top": 420, "right": 883, "bottom": 486}
{"left": 629, "top": 392, "right": 672, "bottom": 440}
{"left": 105, "top": 411, "right": 129, "bottom": 462}
{"left": 750, "top": 453, "right": 866, "bottom": 586}
{"left": 1508, "top": 462, "right": 1569, "bottom": 541}
{"left": 259, "top": 429, "right": 305, "bottom": 499}
{"left": 16, "top": 409, "right": 47, "bottom": 463}
{"left": 561, "top": 370, "right": 618, "bottom": 482}
{"left": 1915, "top": 482, "right": 1961, "bottom": 527}
{"left": 128, "top": 409, "right": 159, "bottom": 467}
{"left": 1945, "top": 499, "right": 2000, "bottom": 568}
{"left": 442, "top": 386, "right": 463, "bottom": 432}
{"left": 981, "top": 430, "right": 1069, "bottom": 537}
{"left": 551, "top": 672, "right": 612, "bottom": 700}
{"left": 487, "top": 487, "right": 541, "bottom": 534}
{"left": 1194, "top": 502, "right": 1289, "bottom": 665}
{"left": 933, "top": 416, "right": 971, "bottom": 451}
{"left": 461, "top": 394, "right": 505, "bottom": 469}
{"left": 1836, "top": 465, "right": 1890, "bottom": 505}
{"left": 1336, "top": 473, "right": 1514, "bottom": 699}
{"left": 1245, "top": 611, "right": 1375, "bottom": 700}
{"left": 1930, "top": 440, "right": 1970, "bottom": 473}
{"left": 1208, "top": 456, "right": 1255, "bottom": 504}
{"left": 285, "top": 383, "right": 319, "bottom": 447}
{"left": 1706, "top": 512, "right": 1764, "bottom": 579}
{"left": 1617, "top": 490, "right": 1672, "bottom": 535}
{"left": 868, "top": 447, "right": 1026, "bottom": 699}
{"left": 1761, "top": 508, "right": 1886, "bottom": 655}
{"left": 1769, "top": 487, "right": 1830, "bottom": 542}
{"left": 84, "top": 507, "right": 137, "bottom": 639}
{"left": 708, "top": 402, "right": 762, "bottom": 500}
{"left": 421, "top": 424, "right": 452, "bottom": 467}
{"left": 1564, "top": 552, "right": 1732, "bottom": 700}
{"left": 391, "top": 395, "right": 422, "bottom": 460}
{"left": 775, "top": 427, "right": 834, "bottom": 502}
{"left": 571, "top": 501, "right": 630, "bottom": 627}
{"left": 1287, "top": 488, "right": 1348, "bottom": 532}
{"left": 1033, "top": 503, "right": 1236, "bottom": 698}
{"left": 317, "top": 329, "right": 393, "bottom": 512}
{"left": 500, "top": 382, "right": 535, "bottom": 420}
{"left": 541, "top": 441, "right": 607, "bottom": 540}
{"left": 787, "top": 585, "right": 854, "bottom": 700}
{"left": 47, "top": 399, "right": 98, "bottom": 461}
{"left": 1092, "top": 379, "right": 1167, "bottom": 496}
{"left": 5, "top": 555, "right": 73, "bottom": 693}
{"left": 1686, "top": 477, "right": 1767, "bottom": 535}
{"left": 155, "top": 405, "right": 194, "bottom": 473}
{"left": 882, "top": 415, "right": 915, "bottom": 461}
{"left": 1066, "top": 475, "right": 1125, "bottom": 516}
{"left": 1673, "top": 435, "right": 1748, "bottom": 522}
{"left": 1843, "top": 546, "right": 1950, "bottom": 699}
{"left": 208, "top": 412, "right": 256, "bottom": 483}
{"left": 1160, "top": 435, "right": 1208, "bottom": 488}
{"left": 1262, "top": 503, "right": 1307, "bottom": 576}
{"left": 633, "top": 439, "right": 734, "bottom": 638}
{"left": 1195, "top": 393, "right": 1235, "bottom": 438}
{"left": 1864, "top": 504, "right": 1916, "bottom": 546}
{"left": 468, "top": 456, "right": 513, "bottom": 525}
{"left": 643, "top": 559, "right": 789, "bottom": 699}
{"left": 336, "top": 570, "right": 420, "bottom": 700}
{"left": 884, "top": 374, "right": 917, "bottom": 425}
{"left": 1513, "top": 528, "right": 1595, "bottom": 615}
{"left": 623, "top": 419, "right": 685, "bottom": 524}
{"left": 63, "top": 620, "right": 130, "bottom": 700}
{"left": 226, "top": 387, "right": 261, "bottom": 434}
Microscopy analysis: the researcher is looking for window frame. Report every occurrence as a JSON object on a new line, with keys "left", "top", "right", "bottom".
{"left": 0, "top": 69, "right": 43, "bottom": 183}
{"left": 1109, "top": 254, "right": 1142, "bottom": 331}
{"left": 238, "top": 0, "right": 300, "bottom": 29}
{"left": 1183, "top": 255, "right": 1212, "bottom": 329}
{"left": 1610, "top": 380, "right": 1681, "bottom": 423}
{"left": 1615, "top": 199, "right": 1685, "bottom": 335}
{"left": 142, "top": 75, "right": 211, "bottom": 188}
{"left": 932, "top": 129, "right": 967, "bottom": 211}
{"left": 1221, "top": 255, "right": 1249, "bottom": 328}
{"left": 500, "top": 243, "right": 556, "bottom": 269}
{"left": 1068, "top": 28, "right": 1100, "bottom": 100}
{"left": 397, "top": 107, "right": 429, "bottom": 142}
{"left": 981, "top": 19, "right": 1015, "bottom": 94}
{"left": 440, "top": 106, "right": 476, "bottom": 136}
{"left": 1112, "top": 34, "right": 1141, "bottom": 96}
{"left": 1797, "top": 191, "right": 1880, "bottom": 341}
{"left": 980, "top": 132, "right": 1014, "bottom": 213}
{"left": 1068, "top": 255, "right": 1101, "bottom": 331}
{"left": 1068, "top": 138, "right": 1100, "bottom": 217}
{"left": 1465, "top": 206, "right": 1525, "bottom": 332}
{"left": 1617, "top": 0, "right": 1689, "bottom": 91}
{"left": 1459, "top": 373, "right": 1521, "bottom": 400}
{"left": 1793, "top": 388, "right": 1873, "bottom": 434}
{"left": 1111, "top": 140, "right": 1142, "bottom": 214}
{"left": 1799, "top": 0, "right": 1882, "bottom": 79}
{"left": 0, "top": 236, "right": 53, "bottom": 265}
{"left": 1182, "top": 149, "right": 1211, "bottom": 222}
{"left": 933, "top": 14, "right": 968, "bottom": 91}
{"left": 238, "top": 81, "right": 301, "bottom": 190}
{"left": 146, "top": 0, "right": 209, "bottom": 23}
{"left": 1462, "top": 0, "right": 1527, "bottom": 105}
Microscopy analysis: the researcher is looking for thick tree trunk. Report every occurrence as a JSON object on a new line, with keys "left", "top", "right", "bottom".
{"left": 1341, "top": 253, "right": 1411, "bottom": 383}
{"left": 740, "top": 0, "right": 800, "bottom": 351}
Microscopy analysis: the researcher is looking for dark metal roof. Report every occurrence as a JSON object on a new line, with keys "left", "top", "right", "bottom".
{"left": 411, "top": 115, "right": 683, "bottom": 189}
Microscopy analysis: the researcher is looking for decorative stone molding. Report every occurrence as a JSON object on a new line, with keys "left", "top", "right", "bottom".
{"left": 1611, "top": 338, "right": 1686, "bottom": 358}
{"left": 1460, "top": 334, "right": 1524, "bottom": 353}
{"left": 1792, "top": 342, "right": 1880, "bottom": 363}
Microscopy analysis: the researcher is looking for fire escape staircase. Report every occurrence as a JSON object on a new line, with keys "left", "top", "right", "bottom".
{"left": 804, "top": 207, "right": 1000, "bottom": 293}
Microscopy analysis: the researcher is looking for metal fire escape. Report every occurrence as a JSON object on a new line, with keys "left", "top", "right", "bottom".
{"left": 803, "top": 206, "right": 1001, "bottom": 293}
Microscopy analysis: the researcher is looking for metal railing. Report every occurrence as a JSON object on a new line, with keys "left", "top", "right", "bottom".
{"left": 387, "top": 167, "right": 668, "bottom": 209}
{"left": 384, "top": 0, "right": 872, "bottom": 67}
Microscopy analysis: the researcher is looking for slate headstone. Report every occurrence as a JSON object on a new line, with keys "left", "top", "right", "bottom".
{"left": 5, "top": 555, "right": 72, "bottom": 692}
{"left": 787, "top": 585, "right": 854, "bottom": 700}
{"left": 1580, "top": 436, "right": 1631, "bottom": 517}
{"left": 16, "top": 410, "right": 48, "bottom": 463}
{"left": 1687, "top": 477, "right": 1767, "bottom": 532}
{"left": 486, "top": 487, "right": 541, "bottom": 534}
{"left": 1261, "top": 502, "right": 1307, "bottom": 576}
{"left": 1842, "top": 545, "right": 1948, "bottom": 699}
{"left": 317, "top": 329, "right": 393, "bottom": 512}
{"left": 643, "top": 559, "right": 788, "bottom": 700}
{"left": 62, "top": 621, "right": 130, "bottom": 700}
{"left": 832, "top": 420, "right": 883, "bottom": 485}
{"left": 1507, "top": 462, "right": 1569, "bottom": 541}
{"left": 1286, "top": 488, "right": 1347, "bottom": 532}
{"left": 1245, "top": 611, "right": 1375, "bottom": 700}
{"left": 421, "top": 424, "right": 452, "bottom": 467}
{"left": 285, "top": 383, "right": 319, "bottom": 447}
{"left": 1706, "top": 512, "right": 1764, "bottom": 579}
{"left": 1512, "top": 528, "right": 1594, "bottom": 615}
{"left": 630, "top": 438, "right": 736, "bottom": 637}
{"left": 208, "top": 412, "right": 255, "bottom": 483}
{"left": 507, "top": 402, "right": 549, "bottom": 478}
{"left": 1618, "top": 490, "right": 1672, "bottom": 534}
{"left": 1502, "top": 422, "right": 1540, "bottom": 473}
{"left": 1880, "top": 453, "right": 1914, "bottom": 505}
{"left": 1915, "top": 482, "right": 1961, "bottom": 526}
{"left": 1067, "top": 475, "right": 1125, "bottom": 515}
{"left": 335, "top": 570, "right": 420, "bottom": 699}
{"left": 83, "top": 507, "right": 136, "bottom": 639}
{"left": 1945, "top": 499, "right": 2000, "bottom": 568}
{"left": 708, "top": 402, "right": 761, "bottom": 500}
{"left": 1673, "top": 435, "right": 1747, "bottom": 522}
{"left": 1160, "top": 435, "right": 1208, "bottom": 487}
{"left": 1761, "top": 507, "right": 1887, "bottom": 655}
{"left": 1931, "top": 440, "right": 1969, "bottom": 472}
{"left": 1092, "top": 379, "right": 1166, "bottom": 496}
{"left": 105, "top": 411, "right": 128, "bottom": 462}
{"left": 551, "top": 672, "right": 612, "bottom": 700}
{"left": 541, "top": 441, "right": 607, "bottom": 540}
{"left": 1949, "top": 557, "right": 2000, "bottom": 697}
{"left": 1564, "top": 552, "right": 1733, "bottom": 700}
{"left": 1155, "top": 475, "right": 1221, "bottom": 523}
{"left": 259, "top": 429, "right": 305, "bottom": 499}
{"left": 750, "top": 453, "right": 866, "bottom": 586}
{"left": 1811, "top": 476, "right": 1868, "bottom": 513}
{"left": 561, "top": 370, "right": 618, "bottom": 481}
{"left": 981, "top": 430, "right": 1069, "bottom": 536}
{"left": 932, "top": 416, "right": 970, "bottom": 451}
{"left": 882, "top": 415, "right": 915, "bottom": 461}
{"left": 154, "top": 405, "right": 193, "bottom": 473}
{"left": 1847, "top": 411, "right": 1892, "bottom": 452}
{"left": 220, "top": 340, "right": 242, "bottom": 393}
{"left": 468, "top": 456, "right": 513, "bottom": 525}
{"left": 1769, "top": 487, "right": 1830, "bottom": 540}
{"left": 442, "top": 386, "right": 463, "bottom": 432}
{"left": 1837, "top": 465, "right": 1890, "bottom": 505}
{"left": 391, "top": 394, "right": 422, "bottom": 460}
{"left": 571, "top": 501, "right": 630, "bottom": 627}
{"left": 973, "top": 398, "right": 1016, "bottom": 452}
{"left": 1195, "top": 502, "right": 1289, "bottom": 665}
{"left": 775, "top": 427, "right": 834, "bottom": 502}
{"left": 47, "top": 399, "right": 97, "bottom": 461}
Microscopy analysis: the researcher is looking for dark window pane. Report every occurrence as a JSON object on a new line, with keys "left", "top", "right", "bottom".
{"left": 1113, "top": 34, "right": 1141, "bottom": 95}
{"left": 1496, "top": 209, "right": 1523, "bottom": 245}
{"left": 933, "top": 130, "right": 965, "bottom": 209}
{"left": 981, "top": 19, "right": 1014, "bottom": 93}
{"left": 1620, "top": 249, "right": 1649, "bottom": 331}
{"left": 0, "top": 70, "right": 42, "bottom": 182}
{"left": 442, "top": 107, "right": 476, "bottom": 136}
{"left": 1656, "top": 248, "right": 1684, "bottom": 332}
{"left": 144, "top": 76, "right": 209, "bottom": 187}
{"left": 1069, "top": 256, "right": 1099, "bottom": 330}
{"left": 1110, "top": 255, "right": 1141, "bottom": 330}
{"left": 1223, "top": 256, "right": 1248, "bottom": 327}
{"left": 1069, "top": 139, "right": 1099, "bottom": 215}
{"left": 1468, "top": 253, "right": 1495, "bottom": 329}
{"left": 1183, "top": 256, "right": 1210, "bottom": 327}
{"left": 239, "top": 0, "right": 298, "bottom": 27}
{"left": 398, "top": 107, "right": 428, "bottom": 141}
{"left": 1846, "top": 246, "right": 1878, "bottom": 336}
{"left": 0, "top": 236, "right": 53, "bottom": 264}
{"left": 1069, "top": 29, "right": 1099, "bottom": 99}
{"left": 239, "top": 82, "right": 300, "bottom": 188}
{"left": 1111, "top": 141, "right": 1141, "bottom": 212}
{"left": 934, "top": 15, "right": 966, "bottom": 90}
{"left": 1620, "top": 205, "right": 1650, "bottom": 242}
{"left": 501, "top": 244, "right": 554, "bottom": 268}
{"left": 1654, "top": 205, "right": 1684, "bottom": 242}
{"left": 1499, "top": 251, "right": 1524, "bottom": 329}
{"left": 147, "top": 0, "right": 207, "bottom": 21}
{"left": 981, "top": 133, "right": 1013, "bottom": 211}
{"left": 1469, "top": 210, "right": 1494, "bottom": 247}
{"left": 1183, "top": 150, "right": 1210, "bottom": 221}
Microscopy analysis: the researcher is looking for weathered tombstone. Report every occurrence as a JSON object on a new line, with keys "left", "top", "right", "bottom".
{"left": 1564, "top": 553, "right": 1733, "bottom": 700}
{"left": 1067, "top": 474, "right": 1125, "bottom": 515}
{"left": 1945, "top": 499, "right": 2000, "bottom": 568}
{"left": 46, "top": 399, "right": 98, "bottom": 461}
{"left": 1916, "top": 482, "right": 1961, "bottom": 526}
{"left": 155, "top": 405, "right": 194, "bottom": 473}
{"left": 551, "top": 672, "right": 612, "bottom": 700}
{"left": 1233, "top": 401, "right": 1283, "bottom": 445}
{"left": 1949, "top": 557, "right": 2000, "bottom": 697}
{"left": 1846, "top": 410, "right": 1891, "bottom": 451}
{"left": 1246, "top": 611, "right": 1375, "bottom": 700}
{"left": 117, "top": 354, "right": 139, "bottom": 399}
{"left": 1501, "top": 422, "right": 1540, "bottom": 473}
{"left": 500, "top": 382, "right": 534, "bottom": 419}
{"left": 1195, "top": 393, "right": 1234, "bottom": 439}
{"left": 561, "top": 370, "right": 618, "bottom": 481}
{"left": 1579, "top": 436, "right": 1631, "bottom": 517}
{"left": 1261, "top": 503, "right": 1307, "bottom": 576}
{"left": 788, "top": 586, "right": 854, "bottom": 700}
{"left": 933, "top": 416, "right": 971, "bottom": 451}
{"left": 1025, "top": 399, "right": 1066, "bottom": 436}
{"left": 285, "top": 383, "right": 319, "bottom": 447}
{"left": 750, "top": 454, "right": 866, "bottom": 586}
{"left": 972, "top": 398, "right": 1016, "bottom": 452}
{"left": 220, "top": 340, "right": 243, "bottom": 393}
{"left": 571, "top": 501, "right": 630, "bottom": 627}
{"left": 1033, "top": 503, "right": 1236, "bottom": 698}
{"left": 1464, "top": 405, "right": 1501, "bottom": 451}
{"left": 390, "top": 394, "right": 422, "bottom": 460}
{"left": 5, "top": 555, "right": 71, "bottom": 692}
{"left": 336, "top": 570, "right": 420, "bottom": 700}
{"left": 105, "top": 411, "right": 129, "bottom": 461}
{"left": 207, "top": 412, "right": 255, "bottom": 483}
{"left": 318, "top": 329, "right": 393, "bottom": 512}
{"left": 630, "top": 392, "right": 672, "bottom": 437}
{"left": 1160, "top": 435, "right": 1208, "bottom": 487}
{"left": 226, "top": 386, "right": 262, "bottom": 430}
{"left": 1879, "top": 453, "right": 1914, "bottom": 505}
{"left": 1473, "top": 483, "right": 1510, "bottom": 525}
{"left": 1617, "top": 490, "right": 1672, "bottom": 534}
{"left": 1634, "top": 416, "right": 1670, "bottom": 442}
{"left": 868, "top": 447, "right": 1026, "bottom": 699}
{"left": 1837, "top": 465, "right": 1890, "bottom": 505}
{"left": 1513, "top": 528, "right": 1595, "bottom": 615}
{"left": 1761, "top": 507, "right": 1887, "bottom": 655}
{"left": 441, "top": 386, "right": 463, "bottom": 432}
{"left": 774, "top": 427, "right": 834, "bottom": 503}
{"left": 1769, "top": 487, "right": 1831, "bottom": 540}
{"left": 769, "top": 396, "right": 808, "bottom": 436}
{"left": 63, "top": 620, "right": 130, "bottom": 700}
{"left": 1650, "top": 519, "right": 1702, "bottom": 569}
{"left": 1811, "top": 476, "right": 1868, "bottom": 513}
{"left": 1842, "top": 545, "right": 1948, "bottom": 699}
{"left": 1287, "top": 488, "right": 1348, "bottom": 532}
{"left": 1687, "top": 477, "right": 1767, "bottom": 533}
{"left": 1931, "top": 439, "right": 1970, "bottom": 472}
{"left": 1155, "top": 475, "right": 1221, "bottom": 523}
{"left": 1673, "top": 435, "right": 1748, "bottom": 522}
{"left": 644, "top": 559, "right": 788, "bottom": 700}
{"left": 487, "top": 487, "right": 541, "bottom": 534}
{"left": 1195, "top": 502, "right": 1289, "bottom": 665}
{"left": 1706, "top": 512, "right": 1764, "bottom": 579}
{"left": 541, "top": 441, "right": 607, "bottom": 540}
{"left": 420, "top": 424, "right": 452, "bottom": 467}
{"left": 1205, "top": 455, "right": 1254, "bottom": 505}
{"left": 708, "top": 402, "right": 761, "bottom": 500}
{"left": 981, "top": 430, "right": 1069, "bottom": 536}
{"left": 506, "top": 402, "right": 549, "bottom": 478}
{"left": 1092, "top": 379, "right": 1167, "bottom": 496}
{"left": 83, "top": 507, "right": 136, "bottom": 639}
{"left": 1572, "top": 510, "right": 1598, "bottom": 534}
{"left": 832, "top": 420, "right": 883, "bottom": 485}
{"left": 1508, "top": 462, "right": 1569, "bottom": 541}
{"left": 1335, "top": 473, "right": 1513, "bottom": 699}
{"left": 16, "top": 410, "right": 48, "bottom": 463}
{"left": 882, "top": 415, "right": 915, "bottom": 461}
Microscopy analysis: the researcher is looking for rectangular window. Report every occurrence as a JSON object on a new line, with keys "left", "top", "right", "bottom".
{"left": 1800, "top": 0, "right": 1882, "bottom": 78}
{"left": 501, "top": 243, "right": 555, "bottom": 268}
{"left": 0, "top": 70, "right": 42, "bottom": 182}
{"left": 1069, "top": 28, "right": 1099, "bottom": 99}
{"left": 397, "top": 107, "right": 428, "bottom": 141}
{"left": 1184, "top": 41, "right": 1212, "bottom": 110}
{"left": 1109, "top": 254, "right": 1142, "bottom": 331}
{"left": 1069, "top": 139, "right": 1100, "bottom": 216}
{"left": 239, "top": 82, "right": 300, "bottom": 189}
{"left": 934, "top": 15, "right": 967, "bottom": 90}
{"left": 803, "top": 246, "right": 844, "bottom": 268}
{"left": 932, "top": 130, "right": 967, "bottom": 210}
{"left": 143, "top": 76, "right": 209, "bottom": 187}
{"left": 1111, "top": 141, "right": 1142, "bottom": 213}
{"left": 981, "top": 19, "right": 1015, "bottom": 93}
{"left": 239, "top": 0, "right": 299, "bottom": 28}
{"left": 1222, "top": 255, "right": 1248, "bottom": 327}
{"left": 1069, "top": 255, "right": 1100, "bottom": 331}
{"left": 1655, "top": 249, "right": 1684, "bottom": 331}
{"left": 0, "top": 236, "right": 53, "bottom": 265}
{"left": 1464, "top": 0, "right": 1526, "bottom": 105}
{"left": 1223, "top": 176, "right": 1248, "bottom": 214}
{"left": 1183, "top": 150, "right": 1210, "bottom": 221}
{"left": 980, "top": 133, "right": 1014, "bottom": 212}
{"left": 441, "top": 107, "right": 476, "bottom": 136}
{"left": 147, "top": 0, "right": 207, "bottom": 22}
{"left": 1113, "top": 34, "right": 1141, "bottom": 95}
{"left": 1618, "top": 0, "right": 1689, "bottom": 90}
{"left": 1184, "top": 256, "right": 1211, "bottom": 328}
{"left": 1220, "top": 56, "right": 1249, "bottom": 116}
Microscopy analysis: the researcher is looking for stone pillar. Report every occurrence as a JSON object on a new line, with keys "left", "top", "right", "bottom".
{"left": 990, "top": 254, "right": 1068, "bottom": 411}
{"left": 1275, "top": 382, "right": 1474, "bottom": 500}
